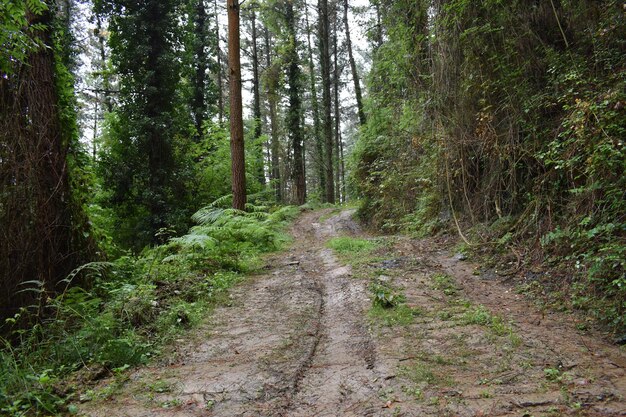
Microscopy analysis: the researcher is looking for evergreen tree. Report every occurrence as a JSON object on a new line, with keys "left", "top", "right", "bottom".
{"left": 228, "top": 0, "right": 247, "bottom": 210}
{"left": 0, "top": 0, "right": 93, "bottom": 319}
{"left": 284, "top": 0, "right": 306, "bottom": 204}
{"left": 318, "top": 0, "right": 334, "bottom": 203}
{"left": 98, "top": 0, "right": 192, "bottom": 248}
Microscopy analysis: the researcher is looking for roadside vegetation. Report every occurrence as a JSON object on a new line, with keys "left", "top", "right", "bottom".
{"left": 351, "top": 1, "right": 625, "bottom": 332}
{"left": 0, "top": 202, "right": 300, "bottom": 416}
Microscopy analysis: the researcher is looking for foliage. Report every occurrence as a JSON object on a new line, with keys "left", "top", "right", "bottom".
{"left": 352, "top": 0, "right": 626, "bottom": 331}
{"left": 0, "top": 201, "right": 301, "bottom": 416}
{"left": 370, "top": 283, "right": 402, "bottom": 309}
{"left": 0, "top": 0, "right": 48, "bottom": 75}
{"left": 95, "top": 0, "right": 197, "bottom": 249}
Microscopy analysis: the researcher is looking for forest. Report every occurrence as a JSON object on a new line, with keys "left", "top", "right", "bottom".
{"left": 0, "top": 0, "right": 625, "bottom": 415}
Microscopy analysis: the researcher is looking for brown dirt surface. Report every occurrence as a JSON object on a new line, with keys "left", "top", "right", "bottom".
{"left": 78, "top": 209, "right": 626, "bottom": 417}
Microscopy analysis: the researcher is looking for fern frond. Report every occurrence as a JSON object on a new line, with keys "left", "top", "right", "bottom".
{"left": 59, "top": 262, "right": 114, "bottom": 286}
{"left": 170, "top": 234, "right": 217, "bottom": 249}
{"left": 192, "top": 207, "right": 225, "bottom": 225}
{"left": 248, "top": 211, "right": 269, "bottom": 220}
{"left": 208, "top": 194, "right": 233, "bottom": 208}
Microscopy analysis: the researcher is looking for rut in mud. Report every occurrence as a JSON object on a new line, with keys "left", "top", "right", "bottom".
{"left": 80, "top": 210, "right": 626, "bottom": 416}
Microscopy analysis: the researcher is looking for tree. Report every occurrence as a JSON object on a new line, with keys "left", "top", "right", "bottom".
{"left": 227, "top": 0, "right": 247, "bottom": 210}
{"left": 214, "top": 0, "right": 225, "bottom": 124}
{"left": 332, "top": 5, "right": 342, "bottom": 201}
{"left": 343, "top": 0, "right": 365, "bottom": 126}
{"left": 284, "top": 0, "right": 306, "bottom": 204}
{"left": 263, "top": 27, "right": 282, "bottom": 202}
{"left": 318, "top": 0, "right": 334, "bottom": 203}
{"left": 304, "top": 0, "right": 325, "bottom": 197}
{"left": 191, "top": 0, "right": 210, "bottom": 140}
{"left": 247, "top": 4, "right": 266, "bottom": 185}
{"left": 99, "top": 0, "right": 192, "bottom": 247}
{"left": 0, "top": 1, "right": 92, "bottom": 319}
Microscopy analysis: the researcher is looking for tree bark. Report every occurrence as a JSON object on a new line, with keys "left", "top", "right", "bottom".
{"left": 264, "top": 28, "right": 282, "bottom": 202}
{"left": 332, "top": 7, "right": 341, "bottom": 201}
{"left": 227, "top": 0, "right": 247, "bottom": 210}
{"left": 250, "top": 8, "right": 265, "bottom": 184}
{"left": 286, "top": 0, "right": 306, "bottom": 205}
{"left": 96, "top": 14, "right": 113, "bottom": 113}
{"left": 0, "top": 6, "right": 90, "bottom": 318}
{"left": 215, "top": 0, "right": 224, "bottom": 125}
{"left": 304, "top": 0, "right": 325, "bottom": 198}
{"left": 343, "top": 0, "right": 365, "bottom": 126}
{"left": 318, "top": 0, "right": 334, "bottom": 203}
{"left": 192, "top": 0, "right": 208, "bottom": 140}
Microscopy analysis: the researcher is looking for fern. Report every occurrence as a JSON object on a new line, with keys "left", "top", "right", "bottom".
{"left": 208, "top": 194, "right": 233, "bottom": 208}
{"left": 59, "top": 262, "right": 114, "bottom": 287}
{"left": 169, "top": 234, "right": 217, "bottom": 249}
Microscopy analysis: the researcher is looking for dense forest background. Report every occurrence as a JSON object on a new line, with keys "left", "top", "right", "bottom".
{"left": 0, "top": 0, "right": 624, "bottom": 414}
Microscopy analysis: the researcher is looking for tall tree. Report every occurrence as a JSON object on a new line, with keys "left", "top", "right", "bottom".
{"left": 99, "top": 0, "right": 191, "bottom": 247}
{"left": 318, "top": 0, "right": 334, "bottom": 203}
{"left": 332, "top": 6, "right": 342, "bottom": 201}
{"left": 0, "top": 1, "right": 92, "bottom": 318}
{"left": 248, "top": 6, "right": 266, "bottom": 184}
{"left": 264, "top": 28, "right": 282, "bottom": 202}
{"left": 214, "top": 0, "right": 224, "bottom": 124}
{"left": 192, "top": 0, "right": 209, "bottom": 140}
{"left": 343, "top": 0, "right": 365, "bottom": 126}
{"left": 285, "top": 0, "right": 306, "bottom": 204}
{"left": 304, "top": 0, "right": 325, "bottom": 197}
{"left": 227, "top": 0, "right": 247, "bottom": 210}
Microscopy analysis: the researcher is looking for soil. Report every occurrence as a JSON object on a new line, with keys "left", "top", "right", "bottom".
{"left": 78, "top": 209, "right": 626, "bottom": 416}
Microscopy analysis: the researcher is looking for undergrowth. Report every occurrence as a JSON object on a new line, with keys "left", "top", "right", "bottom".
{"left": 0, "top": 201, "right": 301, "bottom": 416}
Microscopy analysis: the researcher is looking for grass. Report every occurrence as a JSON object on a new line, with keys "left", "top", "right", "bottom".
{"left": 369, "top": 304, "right": 422, "bottom": 327}
{"left": 457, "top": 304, "right": 522, "bottom": 347}
{"left": 430, "top": 273, "right": 458, "bottom": 296}
{"left": 326, "top": 236, "right": 378, "bottom": 254}
{"left": 399, "top": 356, "right": 455, "bottom": 390}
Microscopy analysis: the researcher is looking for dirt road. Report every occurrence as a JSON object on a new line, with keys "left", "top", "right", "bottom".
{"left": 80, "top": 209, "right": 626, "bottom": 416}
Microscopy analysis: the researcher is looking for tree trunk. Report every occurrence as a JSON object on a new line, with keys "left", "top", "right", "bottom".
{"left": 374, "top": 1, "right": 382, "bottom": 50}
{"left": 215, "top": 0, "right": 224, "bottom": 125}
{"left": 264, "top": 28, "right": 282, "bottom": 202}
{"left": 250, "top": 8, "right": 265, "bottom": 184}
{"left": 318, "top": 0, "right": 334, "bottom": 203}
{"left": 192, "top": 0, "right": 208, "bottom": 141}
{"left": 304, "top": 0, "right": 325, "bottom": 198}
{"left": 343, "top": 0, "right": 365, "bottom": 126}
{"left": 286, "top": 0, "right": 306, "bottom": 205}
{"left": 227, "top": 0, "right": 247, "bottom": 210}
{"left": 0, "top": 6, "right": 89, "bottom": 319}
{"left": 96, "top": 14, "right": 113, "bottom": 113}
{"left": 332, "top": 8, "right": 341, "bottom": 201}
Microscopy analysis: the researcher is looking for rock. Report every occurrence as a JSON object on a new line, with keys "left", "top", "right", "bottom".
{"left": 377, "top": 275, "right": 392, "bottom": 283}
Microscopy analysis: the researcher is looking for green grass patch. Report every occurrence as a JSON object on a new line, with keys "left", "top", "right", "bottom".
{"left": 399, "top": 358, "right": 455, "bottom": 389}
{"left": 326, "top": 236, "right": 377, "bottom": 254}
{"left": 430, "top": 273, "right": 459, "bottom": 296}
{"left": 458, "top": 304, "right": 522, "bottom": 347}
{"left": 369, "top": 303, "right": 421, "bottom": 326}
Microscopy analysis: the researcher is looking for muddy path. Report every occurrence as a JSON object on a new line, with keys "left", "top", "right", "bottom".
{"left": 79, "top": 209, "right": 626, "bottom": 416}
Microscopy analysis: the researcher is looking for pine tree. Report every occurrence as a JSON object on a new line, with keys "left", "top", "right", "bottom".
{"left": 0, "top": 1, "right": 92, "bottom": 318}
{"left": 227, "top": 0, "right": 247, "bottom": 210}
{"left": 284, "top": 0, "right": 306, "bottom": 204}
{"left": 318, "top": 0, "right": 334, "bottom": 203}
